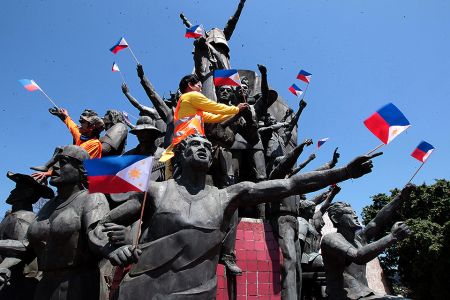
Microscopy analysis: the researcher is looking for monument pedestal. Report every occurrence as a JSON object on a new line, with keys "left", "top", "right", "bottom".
{"left": 216, "top": 218, "right": 282, "bottom": 300}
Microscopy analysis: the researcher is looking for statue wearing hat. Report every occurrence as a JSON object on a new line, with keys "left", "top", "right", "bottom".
{"left": 124, "top": 116, "right": 165, "bottom": 182}
{"left": 0, "top": 171, "right": 54, "bottom": 299}
{"left": 0, "top": 145, "right": 111, "bottom": 300}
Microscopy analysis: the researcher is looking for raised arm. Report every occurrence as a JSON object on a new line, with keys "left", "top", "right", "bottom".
{"left": 223, "top": 0, "right": 246, "bottom": 40}
{"left": 319, "top": 185, "right": 341, "bottom": 213}
{"left": 269, "top": 138, "right": 313, "bottom": 180}
{"left": 362, "top": 184, "right": 415, "bottom": 240}
{"left": 121, "top": 83, "right": 150, "bottom": 114}
{"left": 227, "top": 152, "right": 382, "bottom": 207}
{"left": 315, "top": 147, "right": 340, "bottom": 171}
{"left": 289, "top": 153, "right": 316, "bottom": 177}
{"left": 284, "top": 100, "right": 307, "bottom": 145}
{"left": 137, "top": 64, "right": 173, "bottom": 123}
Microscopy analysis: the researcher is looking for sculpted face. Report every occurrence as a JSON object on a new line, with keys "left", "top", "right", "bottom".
{"left": 136, "top": 130, "right": 158, "bottom": 144}
{"left": 338, "top": 207, "right": 362, "bottom": 230}
{"left": 217, "top": 86, "right": 233, "bottom": 104}
{"left": 182, "top": 136, "right": 213, "bottom": 171}
{"left": 50, "top": 155, "right": 82, "bottom": 187}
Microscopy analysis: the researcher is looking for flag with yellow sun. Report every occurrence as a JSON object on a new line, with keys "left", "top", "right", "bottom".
{"left": 84, "top": 155, "right": 153, "bottom": 194}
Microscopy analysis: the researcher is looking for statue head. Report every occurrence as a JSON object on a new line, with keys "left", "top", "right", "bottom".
{"left": 6, "top": 171, "right": 54, "bottom": 205}
{"left": 179, "top": 74, "right": 202, "bottom": 93}
{"left": 327, "top": 202, "right": 362, "bottom": 230}
{"left": 103, "top": 110, "right": 125, "bottom": 130}
{"left": 206, "top": 28, "right": 229, "bottom": 54}
{"left": 50, "top": 145, "right": 89, "bottom": 188}
{"left": 79, "top": 109, "right": 105, "bottom": 138}
{"left": 299, "top": 199, "right": 316, "bottom": 220}
{"left": 130, "top": 116, "right": 162, "bottom": 144}
{"left": 216, "top": 85, "right": 234, "bottom": 104}
{"left": 173, "top": 134, "right": 213, "bottom": 177}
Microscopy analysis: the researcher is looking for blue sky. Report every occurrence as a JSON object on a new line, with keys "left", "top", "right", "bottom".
{"left": 1, "top": 0, "right": 449, "bottom": 217}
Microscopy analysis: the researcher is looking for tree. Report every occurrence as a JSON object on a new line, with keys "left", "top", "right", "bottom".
{"left": 361, "top": 179, "right": 450, "bottom": 300}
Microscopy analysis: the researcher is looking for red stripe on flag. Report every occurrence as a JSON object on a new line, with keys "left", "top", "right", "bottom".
{"left": 111, "top": 45, "right": 128, "bottom": 54}
{"left": 411, "top": 148, "right": 427, "bottom": 162}
{"left": 87, "top": 175, "right": 141, "bottom": 194}
{"left": 214, "top": 78, "right": 240, "bottom": 87}
{"left": 364, "top": 112, "right": 390, "bottom": 144}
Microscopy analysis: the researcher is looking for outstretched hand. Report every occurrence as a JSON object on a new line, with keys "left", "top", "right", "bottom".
{"left": 257, "top": 64, "right": 267, "bottom": 74}
{"left": 49, "top": 107, "right": 68, "bottom": 120}
{"left": 137, "top": 64, "right": 144, "bottom": 78}
{"left": 121, "top": 83, "right": 129, "bottom": 94}
{"left": 299, "top": 99, "right": 307, "bottom": 109}
{"left": 400, "top": 183, "right": 416, "bottom": 199}
{"left": 303, "top": 138, "right": 313, "bottom": 146}
{"left": 345, "top": 152, "right": 383, "bottom": 178}
{"left": 391, "top": 221, "right": 411, "bottom": 241}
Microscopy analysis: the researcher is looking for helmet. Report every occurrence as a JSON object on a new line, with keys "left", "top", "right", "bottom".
{"left": 59, "top": 145, "right": 90, "bottom": 163}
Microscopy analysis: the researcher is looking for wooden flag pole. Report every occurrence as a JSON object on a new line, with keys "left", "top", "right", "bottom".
{"left": 133, "top": 164, "right": 153, "bottom": 247}
{"left": 366, "top": 143, "right": 384, "bottom": 155}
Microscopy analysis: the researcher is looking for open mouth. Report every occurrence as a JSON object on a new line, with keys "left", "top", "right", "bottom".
{"left": 196, "top": 151, "right": 208, "bottom": 159}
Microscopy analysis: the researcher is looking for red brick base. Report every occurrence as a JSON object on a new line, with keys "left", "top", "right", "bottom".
{"left": 216, "top": 219, "right": 282, "bottom": 300}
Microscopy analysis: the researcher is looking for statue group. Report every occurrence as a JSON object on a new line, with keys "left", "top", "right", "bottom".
{"left": 1, "top": 1, "right": 416, "bottom": 299}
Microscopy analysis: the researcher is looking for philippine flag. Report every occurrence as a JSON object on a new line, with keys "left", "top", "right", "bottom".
{"left": 317, "top": 137, "right": 329, "bottom": 148}
{"left": 213, "top": 69, "right": 241, "bottom": 86}
{"left": 288, "top": 84, "right": 303, "bottom": 97}
{"left": 19, "top": 79, "right": 41, "bottom": 92}
{"left": 364, "top": 103, "right": 411, "bottom": 144}
{"left": 411, "top": 141, "right": 435, "bottom": 162}
{"left": 110, "top": 37, "right": 129, "bottom": 54}
{"left": 84, "top": 155, "right": 153, "bottom": 194}
{"left": 297, "top": 70, "right": 312, "bottom": 84}
{"left": 185, "top": 25, "right": 205, "bottom": 39}
{"left": 112, "top": 62, "right": 120, "bottom": 72}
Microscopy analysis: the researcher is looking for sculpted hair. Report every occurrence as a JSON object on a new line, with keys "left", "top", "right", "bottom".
{"left": 327, "top": 202, "right": 352, "bottom": 227}
{"left": 104, "top": 109, "right": 125, "bottom": 125}
{"left": 179, "top": 74, "right": 200, "bottom": 93}
{"left": 299, "top": 200, "right": 316, "bottom": 210}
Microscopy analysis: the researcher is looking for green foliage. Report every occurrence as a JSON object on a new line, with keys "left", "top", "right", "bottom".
{"left": 361, "top": 179, "right": 450, "bottom": 300}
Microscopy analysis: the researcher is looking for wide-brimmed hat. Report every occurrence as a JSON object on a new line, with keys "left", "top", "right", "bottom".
{"left": 6, "top": 171, "right": 54, "bottom": 203}
{"left": 130, "top": 116, "right": 162, "bottom": 135}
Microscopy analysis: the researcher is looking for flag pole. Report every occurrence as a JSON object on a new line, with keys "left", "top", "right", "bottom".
{"left": 127, "top": 46, "right": 139, "bottom": 64}
{"left": 119, "top": 70, "right": 126, "bottom": 84}
{"left": 366, "top": 143, "right": 384, "bottom": 155}
{"left": 405, "top": 158, "right": 430, "bottom": 186}
{"left": 301, "top": 83, "right": 310, "bottom": 101}
{"left": 39, "top": 89, "right": 59, "bottom": 108}
{"left": 133, "top": 167, "right": 152, "bottom": 247}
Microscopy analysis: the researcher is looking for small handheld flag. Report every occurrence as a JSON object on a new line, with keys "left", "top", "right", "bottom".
{"left": 288, "top": 84, "right": 303, "bottom": 97}
{"left": 84, "top": 155, "right": 153, "bottom": 194}
{"left": 185, "top": 25, "right": 205, "bottom": 39}
{"left": 19, "top": 79, "right": 41, "bottom": 92}
{"left": 364, "top": 103, "right": 410, "bottom": 145}
{"left": 317, "top": 137, "right": 329, "bottom": 149}
{"left": 213, "top": 69, "right": 241, "bottom": 87}
{"left": 110, "top": 37, "right": 129, "bottom": 54}
{"left": 297, "top": 70, "right": 312, "bottom": 84}
{"left": 18, "top": 79, "right": 59, "bottom": 108}
{"left": 411, "top": 141, "right": 434, "bottom": 162}
{"left": 112, "top": 62, "right": 120, "bottom": 72}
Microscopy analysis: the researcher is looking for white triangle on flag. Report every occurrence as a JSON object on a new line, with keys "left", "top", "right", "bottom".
{"left": 116, "top": 156, "right": 153, "bottom": 192}
{"left": 387, "top": 125, "right": 410, "bottom": 144}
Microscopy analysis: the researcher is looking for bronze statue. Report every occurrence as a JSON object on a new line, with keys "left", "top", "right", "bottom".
{"left": 100, "top": 134, "right": 381, "bottom": 299}
{"left": 298, "top": 185, "right": 341, "bottom": 272}
{"left": 0, "top": 145, "right": 111, "bottom": 300}
{"left": 101, "top": 109, "right": 128, "bottom": 156}
{"left": 321, "top": 184, "right": 415, "bottom": 300}
{"left": 0, "top": 171, "right": 54, "bottom": 299}
{"left": 181, "top": 0, "right": 247, "bottom": 100}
